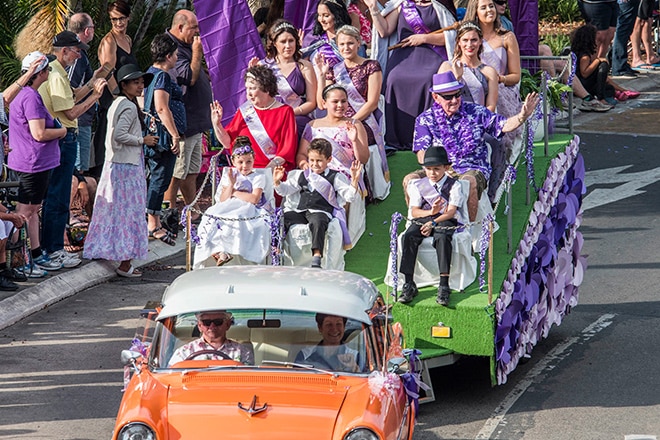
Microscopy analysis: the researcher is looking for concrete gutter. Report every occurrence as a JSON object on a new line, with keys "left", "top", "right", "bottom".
{"left": 0, "top": 239, "right": 186, "bottom": 330}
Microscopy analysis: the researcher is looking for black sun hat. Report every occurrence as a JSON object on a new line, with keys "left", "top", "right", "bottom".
{"left": 116, "top": 64, "right": 154, "bottom": 87}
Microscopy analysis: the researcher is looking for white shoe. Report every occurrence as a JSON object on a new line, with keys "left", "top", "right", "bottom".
{"left": 49, "top": 250, "right": 82, "bottom": 268}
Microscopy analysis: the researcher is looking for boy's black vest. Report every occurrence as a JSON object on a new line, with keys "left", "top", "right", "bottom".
{"left": 297, "top": 170, "right": 338, "bottom": 214}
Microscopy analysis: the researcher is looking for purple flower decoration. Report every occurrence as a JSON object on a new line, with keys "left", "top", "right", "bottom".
{"left": 495, "top": 137, "right": 587, "bottom": 384}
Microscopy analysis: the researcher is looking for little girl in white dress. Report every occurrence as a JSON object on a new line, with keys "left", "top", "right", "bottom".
{"left": 193, "top": 137, "right": 272, "bottom": 268}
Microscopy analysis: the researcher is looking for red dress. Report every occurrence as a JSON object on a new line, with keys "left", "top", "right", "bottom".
{"left": 225, "top": 104, "right": 298, "bottom": 170}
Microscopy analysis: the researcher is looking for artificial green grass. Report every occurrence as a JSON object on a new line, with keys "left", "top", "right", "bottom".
{"left": 344, "top": 134, "right": 575, "bottom": 359}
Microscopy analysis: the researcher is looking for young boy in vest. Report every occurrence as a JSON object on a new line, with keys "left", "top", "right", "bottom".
{"left": 399, "top": 146, "right": 466, "bottom": 306}
{"left": 274, "top": 138, "right": 361, "bottom": 268}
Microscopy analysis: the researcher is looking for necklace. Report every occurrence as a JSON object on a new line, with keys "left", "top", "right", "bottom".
{"left": 254, "top": 99, "right": 277, "bottom": 111}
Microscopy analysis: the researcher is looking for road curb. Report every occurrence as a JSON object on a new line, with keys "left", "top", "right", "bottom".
{"left": 0, "top": 238, "right": 186, "bottom": 330}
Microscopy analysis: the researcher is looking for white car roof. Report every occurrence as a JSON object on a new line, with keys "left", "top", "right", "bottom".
{"left": 158, "top": 266, "right": 381, "bottom": 324}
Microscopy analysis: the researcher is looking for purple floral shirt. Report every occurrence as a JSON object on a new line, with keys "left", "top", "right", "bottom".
{"left": 168, "top": 338, "right": 254, "bottom": 366}
{"left": 413, "top": 102, "right": 506, "bottom": 180}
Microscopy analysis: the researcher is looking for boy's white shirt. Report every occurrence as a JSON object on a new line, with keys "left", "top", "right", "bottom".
{"left": 406, "top": 173, "right": 468, "bottom": 225}
{"left": 275, "top": 168, "right": 359, "bottom": 218}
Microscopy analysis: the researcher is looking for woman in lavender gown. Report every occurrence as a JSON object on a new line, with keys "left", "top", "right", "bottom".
{"left": 365, "top": 0, "right": 457, "bottom": 150}
{"left": 250, "top": 19, "right": 317, "bottom": 138}
{"left": 465, "top": 0, "right": 522, "bottom": 200}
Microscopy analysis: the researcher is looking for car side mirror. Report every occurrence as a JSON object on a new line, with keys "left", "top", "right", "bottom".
{"left": 387, "top": 357, "right": 409, "bottom": 375}
{"left": 121, "top": 350, "right": 144, "bottom": 375}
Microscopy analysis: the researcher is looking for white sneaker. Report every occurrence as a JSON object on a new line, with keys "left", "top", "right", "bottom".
{"left": 49, "top": 250, "right": 82, "bottom": 268}
{"left": 21, "top": 264, "right": 48, "bottom": 278}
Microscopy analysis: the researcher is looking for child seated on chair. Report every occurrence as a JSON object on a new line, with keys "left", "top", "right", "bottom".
{"left": 274, "top": 138, "right": 361, "bottom": 269}
{"left": 399, "top": 146, "right": 466, "bottom": 306}
{"left": 193, "top": 137, "right": 272, "bottom": 268}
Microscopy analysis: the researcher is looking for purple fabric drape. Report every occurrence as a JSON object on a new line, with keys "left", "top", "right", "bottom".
{"left": 194, "top": 0, "right": 266, "bottom": 125}
{"left": 284, "top": 0, "right": 320, "bottom": 47}
{"left": 508, "top": 0, "right": 538, "bottom": 70}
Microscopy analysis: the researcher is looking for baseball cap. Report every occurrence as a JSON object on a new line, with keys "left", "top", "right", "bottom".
{"left": 52, "top": 30, "right": 90, "bottom": 51}
{"left": 21, "top": 51, "right": 50, "bottom": 74}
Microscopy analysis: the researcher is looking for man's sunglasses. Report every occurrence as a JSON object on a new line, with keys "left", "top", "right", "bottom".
{"left": 438, "top": 91, "right": 462, "bottom": 101}
{"left": 200, "top": 318, "right": 225, "bottom": 327}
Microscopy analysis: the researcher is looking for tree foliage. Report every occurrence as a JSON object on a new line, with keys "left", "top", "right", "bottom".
{"left": 0, "top": 0, "right": 181, "bottom": 89}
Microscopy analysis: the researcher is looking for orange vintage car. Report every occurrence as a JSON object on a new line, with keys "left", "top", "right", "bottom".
{"left": 114, "top": 266, "right": 417, "bottom": 440}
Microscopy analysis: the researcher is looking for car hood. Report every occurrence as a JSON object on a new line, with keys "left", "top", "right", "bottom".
{"left": 163, "top": 370, "right": 361, "bottom": 439}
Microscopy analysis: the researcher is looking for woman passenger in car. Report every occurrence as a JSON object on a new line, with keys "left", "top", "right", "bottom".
{"left": 168, "top": 310, "right": 254, "bottom": 366}
{"left": 295, "top": 313, "right": 363, "bottom": 372}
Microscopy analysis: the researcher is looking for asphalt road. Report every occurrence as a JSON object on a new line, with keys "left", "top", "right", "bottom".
{"left": 2, "top": 90, "right": 660, "bottom": 440}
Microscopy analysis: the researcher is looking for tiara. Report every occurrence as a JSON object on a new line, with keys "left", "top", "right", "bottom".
{"left": 324, "top": 0, "right": 342, "bottom": 5}
{"left": 273, "top": 22, "right": 296, "bottom": 34}
{"left": 458, "top": 21, "right": 481, "bottom": 32}
{"left": 322, "top": 83, "right": 346, "bottom": 98}
{"left": 233, "top": 145, "right": 254, "bottom": 156}
{"left": 245, "top": 72, "right": 256, "bottom": 80}
{"left": 336, "top": 24, "right": 360, "bottom": 36}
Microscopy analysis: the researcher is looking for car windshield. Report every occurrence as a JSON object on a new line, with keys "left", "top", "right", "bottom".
{"left": 148, "top": 310, "right": 375, "bottom": 374}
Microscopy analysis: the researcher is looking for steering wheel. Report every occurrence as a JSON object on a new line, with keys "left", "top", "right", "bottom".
{"left": 184, "top": 349, "right": 233, "bottom": 361}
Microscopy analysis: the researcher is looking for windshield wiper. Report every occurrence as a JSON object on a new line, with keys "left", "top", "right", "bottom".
{"left": 260, "top": 360, "right": 339, "bottom": 377}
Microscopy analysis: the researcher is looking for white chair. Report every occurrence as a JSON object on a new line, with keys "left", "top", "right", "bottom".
{"left": 280, "top": 188, "right": 353, "bottom": 271}
{"left": 365, "top": 95, "right": 391, "bottom": 201}
{"left": 384, "top": 179, "right": 477, "bottom": 291}
{"left": 193, "top": 168, "right": 274, "bottom": 268}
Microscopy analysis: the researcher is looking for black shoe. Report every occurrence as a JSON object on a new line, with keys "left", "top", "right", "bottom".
{"left": 0, "top": 275, "right": 19, "bottom": 291}
{"left": 311, "top": 256, "right": 322, "bottom": 268}
{"left": 398, "top": 282, "right": 418, "bottom": 303}
{"left": 2, "top": 268, "right": 27, "bottom": 282}
{"left": 436, "top": 286, "right": 451, "bottom": 306}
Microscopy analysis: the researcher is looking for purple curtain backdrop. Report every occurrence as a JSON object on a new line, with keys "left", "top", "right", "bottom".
{"left": 194, "top": 0, "right": 266, "bottom": 125}
{"left": 508, "top": 0, "right": 539, "bottom": 70}
{"left": 284, "top": 0, "right": 320, "bottom": 46}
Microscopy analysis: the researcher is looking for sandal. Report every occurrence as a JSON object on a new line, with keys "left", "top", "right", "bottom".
{"left": 149, "top": 227, "right": 176, "bottom": 246}
{"left": 212, "top": 251, "right": 233, "bottom": 266}
{"left": 116, "top": 265, "right": 142, "bottom": 278}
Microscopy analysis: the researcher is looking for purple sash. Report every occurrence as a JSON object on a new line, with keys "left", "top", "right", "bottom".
{"left": 412, "top": 178, "right": 443, "bottom": 211}
{"left": 401, "top": 0, "right": 448, "bottom": 59}
{"left": 233, "top": 170, "right": 272, "bottom": 212}
{"left": 305, "top": 169, "right": 351, "bottom": 247}
{"left": 332, "top": 62, "right": 389, "bottom": 176}
{"left": 311, "top": 34, "right": 342, "bottom": 74}
{"left": 262, "top": 58, "right": 303, "bottom": 109}
{"left": 239, "top": 101, "right": 277, "bottom": 159}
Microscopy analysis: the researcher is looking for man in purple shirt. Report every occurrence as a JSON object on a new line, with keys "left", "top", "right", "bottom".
{"left": 412, "top": 71, "right": 538, "bottom": 220}
{"left": 164, "top": 9, "right": 213, "bottom": 220}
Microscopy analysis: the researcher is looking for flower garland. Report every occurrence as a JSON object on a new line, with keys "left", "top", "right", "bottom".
{"left": 269, "top": 207, "right": 283, "bottom": 265}
{"left": 389, "top": 212, "right": 403, "bottom": 298}
{"left": 479, "top": 213, "right": 494, "bottom": 293}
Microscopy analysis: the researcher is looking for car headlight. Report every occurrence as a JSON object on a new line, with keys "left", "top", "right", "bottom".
{"left": 117, "top": 422, "right": 156, "bottom": 440}
{"left": 344, "top": 427, "right": 380, "bottom": 440}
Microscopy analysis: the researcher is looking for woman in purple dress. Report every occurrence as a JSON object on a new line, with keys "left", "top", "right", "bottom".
{"left": 250, "top": 19, "right": 317, "bottom": 139}
{"left": 318, "top": 25, "right": 390, "bottom": 200}
{"left": 307, "top": 0, "right": 352, "bottom": 82}
{"left": 365, "top": 0, "right": 457, "bottom": 151}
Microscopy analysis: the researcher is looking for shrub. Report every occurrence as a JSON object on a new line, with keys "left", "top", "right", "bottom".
{"left": 539, "top": 0, "right": 581, "bottom": 22}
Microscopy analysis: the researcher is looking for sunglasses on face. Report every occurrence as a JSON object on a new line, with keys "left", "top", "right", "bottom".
{"left": 494, "top": 0, "right": 507, "bottom": 5}
{"left": 439, "top": 91, "right": 462, "bottom": 101}
{"left": 200, "top": 318, "right": 225, "bottom": 327}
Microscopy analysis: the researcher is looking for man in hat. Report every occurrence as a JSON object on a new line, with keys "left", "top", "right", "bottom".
{"left": 37, "top": 30, "right": 106, "bottom": 270}
{"left": 412, "top": 71, "right": 538, "bottom": 221}
{"left": 398, "top": 146, "right": 465, "bottom": 306}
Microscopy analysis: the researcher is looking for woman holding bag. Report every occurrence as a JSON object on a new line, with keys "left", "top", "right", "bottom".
{"left": 143, "top": 33, "right": 185, "bottom": 245}
{"left": 84, "top": 65, "right": 158, "bottom": 277}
